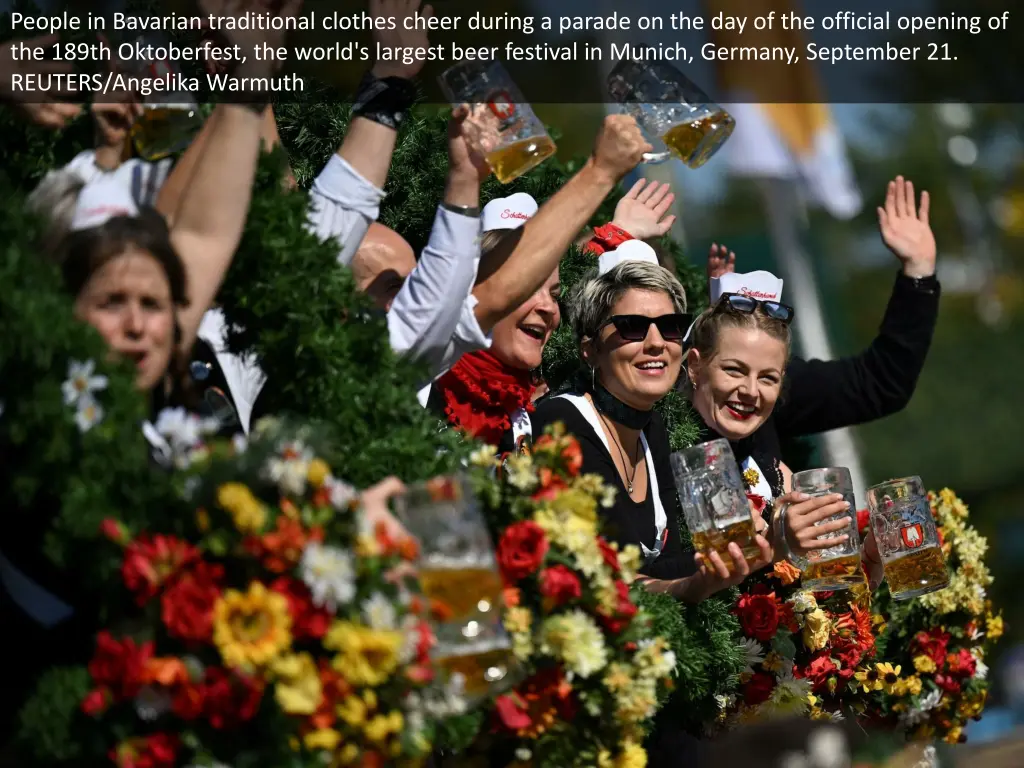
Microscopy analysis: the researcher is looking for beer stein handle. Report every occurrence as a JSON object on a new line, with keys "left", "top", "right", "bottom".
{"left": 773, "top": 502, "right": 810, "bottom": 571}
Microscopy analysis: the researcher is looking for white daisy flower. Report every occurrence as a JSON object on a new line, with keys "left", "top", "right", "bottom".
{"left": 62, "top": 359, "right": 108, "bottom": 406}
{"left": 265, "top": 440, "right": 313, "bottom": 496}
{"left": 74, "top": 395, "right": 104, "bottom": 432}
{"left": 469, "top": 446, "right": 498, "bottom": 468}
{"left": 361, "top": 592, "right": 398, "bottom": 630}
{"left": 515, "top": 748, "right": 532, "bottom": 761}
{"left": 300, "top": 542, "right": 355, "bottom": 612}
{"left": 134, "top": 686, "right": 171, "bottom": 721}
{"left": 154, "top": 408, "right": 218, "bottom": 468}
{"left": 972, "top": 648, "right": 989, "bottom": 681}
{"left": 739, "top": 637, "right": 765, "bottom": 674}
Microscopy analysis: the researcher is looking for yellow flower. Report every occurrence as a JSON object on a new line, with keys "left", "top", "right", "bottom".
{"left": 944, "top": 725, "right": 963, "bottom": 744}
{"left": 875, "top": 662, "right": 902, "bottom": 694}
{"left": 336, "top": 743, "right": 360, "bottom": 764}
{"left": 504, "top": 606, "right": 532, "bottom": 634}
{"left": 325, "top": 620, "right": 403, "bottom": 686}
{"left": 272, "top": 653, "right": 321, "bottom": 714}
{"left": 356, "top": 534, "right": 381, "bottom": 558}
{"left": 337, "top": 693, "right": 369, "bottom": 727}
{"left": 540, "top": 610, "right": 608, "bottom": 678}
{"left": 743, "top": 468, "right": 761, "bottom": 488}
{"left": 618, "top": 544, "right": 642, "bottom": 583}
{"left": 987, "top": 613, "right": 1004, "bottom": 640}
{"left": 213, "top": 582, "right": 291, "bottom": 670}
{"left": 364, "top": 710, "right": 403, "bottom": 744}
{"left": 854, "top": 667, "right": 883, "bottom": 693}
{"left": 304, "top": 728, "right": 341, "bottom": 751}
{"left": 905, "top": 675, "right": 923, "bottom": 696}
{"left": 802, "top": 608, "right": 831, "bottom": 651}
{"left": 216, "top": 482, "right": 267, "bottom": 533}
{"left": 762, "top": 652, "right": 785, "bottom": 674}
{"left": 307, "top": 458, "right": 331, "bottom": 487}
{"left": 913, "top": 654, "right": 937, "bottom": 674}
{"left": 604, "top": 663, "right": 633, "bottom": 694}
{"left": 617, "top": 741, "right": 647, "bottom": 768}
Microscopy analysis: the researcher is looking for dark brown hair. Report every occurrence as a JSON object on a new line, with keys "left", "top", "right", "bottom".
{"left": 688, "top": 300, "right": 792, "bottom": 367}
{"left": 53, "top": 209, "right": 195, "bottom": 404}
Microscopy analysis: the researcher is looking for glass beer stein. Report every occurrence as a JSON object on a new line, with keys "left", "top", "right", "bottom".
{"left": 392, "top": 474, "right": 516, "bottom": 700}
{"left": 438, "top": 61, "right": 557, "bottom": 183}
{"left": 607, "top": 59, "right": 735, "bottom": 169}
{"left": 670, "top": 439, "right": 759, "bottom": 574}
{"left": 775, "top": 467, "right": 863, "bottom": 591}
{"left": 866, "top": 476, "right": 950, "bottom": 601}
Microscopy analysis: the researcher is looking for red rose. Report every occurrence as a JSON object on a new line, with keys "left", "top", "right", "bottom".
{"left": 777, "top": 600, "right": 799, "bottom": 634}
{"left": 597, "top": 537, "right": 621, "bottom": 572}
{"left": 160, "top": 561, "right": 223, "bottom": 642}
{"left": 913, "top": 628, "right": 951, "bottom": 668}
{"left": 948, "top": 648, "right": 977, "bottom": 678}
{"left": 81, "top": 688, "right": 110, "bottom": 716}
{"left": 110, "top": 733, "right": 178, "bottom": 768}
{"left": 495, "top": 693, "right": 532, "bottom": 731}
{"left": 87, "top": 632, "right": 153, "bottom": 700}
{"left": 804, "top": 651, "right": 838, "bottom": 693}
{"left": 496, "top": 521, "right": 549, "bottom": 582}
{"left": 935, "top": 672, "right": 961, "bottom": 695}
{"left": 270, "top": 577, "right": 331, "bottom": 640}
{"left": 736, "top": 585, "right": 781, "bottom": 642}
{"left": 202, "top": 667, "right": 263, "bottom": 729}
{"left": 742, "top": 672, "right": 775, "bottom": 706}
{"left": 539, "top": 565, "right": 582, "bottom": 607}
{"left": 122, "top": 535, "right": 198, "bottom": 605}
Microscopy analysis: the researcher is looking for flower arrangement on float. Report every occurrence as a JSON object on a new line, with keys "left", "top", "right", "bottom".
{"left": 76, "top": 416, "right": 448, "bottom": 768}
{"left": 869, "top": 488, "right": 1002, "bottom": 745}
{"left": 459, "top": 425, "right": 677, "bottom": 768}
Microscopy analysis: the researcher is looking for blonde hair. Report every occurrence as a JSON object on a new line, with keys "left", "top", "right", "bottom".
{"left": 688, "top": 301, "right": 792, "bottom": 368}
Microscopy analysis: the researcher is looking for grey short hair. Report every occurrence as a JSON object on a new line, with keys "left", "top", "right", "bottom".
{"left": 568, "top": 260, "right": 688, "bottom": 340}
{"left": 27, "top": 169, "right": 86, "bottom": 250}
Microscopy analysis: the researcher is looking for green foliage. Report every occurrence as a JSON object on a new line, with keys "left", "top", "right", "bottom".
{"left": 15, "top": 667, "right": 92, "bottom": 764}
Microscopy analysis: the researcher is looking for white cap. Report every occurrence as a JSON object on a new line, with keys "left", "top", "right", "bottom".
{"left": 70, "top": 175, "right": 140, "bottom": 231}
{"left": 598, "top": 239, "right": 660, "bottom": 276}
{"left": 709, "top": 270, "right": 784, "bottom": 304}
{"left": 481, "top": 192, "right": 538, "bottom": 232}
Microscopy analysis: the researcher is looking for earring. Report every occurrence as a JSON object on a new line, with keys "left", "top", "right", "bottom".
{"left": 590, "top": 366, "right": 596, "bottom": 391}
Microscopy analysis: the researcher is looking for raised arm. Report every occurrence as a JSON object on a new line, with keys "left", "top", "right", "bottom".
{"left": 774, "top": 177, "right": 939, "bottom": 437}
{"left": 471, "top": 115, "right": 650, "bottom": 333}
{"left": 170, "top": 0, "right": 301, "bottom": 353}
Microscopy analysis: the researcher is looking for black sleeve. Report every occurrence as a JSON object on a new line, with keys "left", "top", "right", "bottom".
{"left": 774, "top": 272, "right": 940, "bottom": 438}
{"left": 642, "top": 414, "right": 697, "bottom": 581}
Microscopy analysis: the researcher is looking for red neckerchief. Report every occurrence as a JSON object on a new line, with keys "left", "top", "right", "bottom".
{"left": 434, "top": 350, "right": 536, "bottom": 445}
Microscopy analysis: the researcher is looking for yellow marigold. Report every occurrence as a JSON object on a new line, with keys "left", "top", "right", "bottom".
{"left": 325, "top": 621, "right": 403, "bottom": 687}
{"left": 617, "top": 741, "right": 647, "bottom": 768}
{"left": 307, "top": 458, "right": 331, "bottom": 487}
{"left": 904, "top": 675, "right": 923, "bottom": 696}
{"left": 875, "top": 662, "right": 902, "bottom": 694}
{"left": 913, "top": 654, "right": 937, "bottom": 674}
{"left": 743, "top": 468, "right": 761, "bottom": 488}
{"left": 216, "top": 482, "right": 267, "bottom": 533}
{"left": 802, "top": 608, "right": 831, "bottom": 651}
{"left": 364, "top": 710, "right": 403, "bottom": 744}
{"left": 304, "top": 728, "right": 341, "bottom": 751}
{"left": 213, "top": 582, "right": 291, "bottom": 670}
{"left": 272, "top": 653, "right": 321, "bottom": 715}
{"left": 987, "top": 613, "right": 1004, "bottom": 640}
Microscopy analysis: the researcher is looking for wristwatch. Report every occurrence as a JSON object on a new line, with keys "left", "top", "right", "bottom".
{"left": 441, "top": 202, "right": 480, "bottom": 217}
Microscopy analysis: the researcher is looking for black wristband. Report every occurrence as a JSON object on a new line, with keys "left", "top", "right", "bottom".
{"left": 351, "top": 71, "right": 418, "bottom": 130}
{"left": 441, "top": 202, "right": 480, "bottom": 217}
{"left": 899, "top": 271, "right": 939, "bottom": 294}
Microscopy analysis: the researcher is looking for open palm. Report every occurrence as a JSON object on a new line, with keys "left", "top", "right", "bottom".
{"left": 877, "top": 176, "right": 936, "bottom": 278}
{"left": 611, "top": 178, "right": 676, "bottom": 239}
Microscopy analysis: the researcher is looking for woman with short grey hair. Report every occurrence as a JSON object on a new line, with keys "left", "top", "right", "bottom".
{"left": 499, "top": 240, "right": 772, "bottom": 599}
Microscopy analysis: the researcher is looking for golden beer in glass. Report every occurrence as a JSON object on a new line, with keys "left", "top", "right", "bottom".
{"left": 607, "top": 59, "right": 735, "bottom": 169}
{"left": 866, "top": 476, "right": 950, "bottom": 601}
{"left": 671, "top": 439, "right": 759, "bottom": 575}
{"left": 776, "top": 467, "right": 863, "bottom": 591}
{"left": 392, "top": 474, "right": 517, "bottom": 701}
{"left": 439, "top": 61, "right": 557, "bottom": 183}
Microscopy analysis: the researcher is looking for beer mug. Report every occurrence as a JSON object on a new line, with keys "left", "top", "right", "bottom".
{"left": 670, "top": 439, "right": 760, "bottom": 574}
{"left": 607, "top": 59, "right": 735, "bottom": 169}
{"left": 117, "top": 32, "right": 202, "bottom": 161}
{"left": 392, "top": 474, "right": 516, "bottom": 700}
{"left": 775, "top": 467, "right": 863, "bottom": 591}
{"left": 866, "top": 476, "right": 950, "bottom": 601}
{"left": 438, "top": 61, "right": 557, "bottom": 184}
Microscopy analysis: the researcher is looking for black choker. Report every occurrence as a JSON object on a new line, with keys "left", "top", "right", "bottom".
{"left": 591, "top": 382, "right": 652, "bottom": 430}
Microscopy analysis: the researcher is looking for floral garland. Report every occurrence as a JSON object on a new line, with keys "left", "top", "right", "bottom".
{"left": 458, "top": 426, "right": 677, "bottom": 768}
{"left": 73, "top": 418, "right": 450, "bottom": 767}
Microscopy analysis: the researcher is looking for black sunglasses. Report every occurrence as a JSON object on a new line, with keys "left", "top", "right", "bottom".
{"left": 716, "top": 293, "right": 794, "bottom": 324}
{"left": 598, "top": 313, "right": 692, "bottom": 342}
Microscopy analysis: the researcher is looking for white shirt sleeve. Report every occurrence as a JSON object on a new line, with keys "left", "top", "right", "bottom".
{"left": 306, "top": 154, "right": 385, "bottom": 266}
{"left": 197, "top": 309, "right": 267, "bottom": 435}
{"left": 387, "top": 206, "right": 487, "bottom": 379}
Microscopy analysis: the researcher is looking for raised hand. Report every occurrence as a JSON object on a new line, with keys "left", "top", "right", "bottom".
{"left": 371, "top": 0, "right": 434, "bottom": 80}
{"left": 610, "top": 178, "right": 676, "bottom": 239}
{"left": 359, "top": 476, "right": 412, "bottom": 544}
{"left": 592, "top": 115, "right": 651, "bottom": 183}
{"left": 707, "top": 242, "right": 736, "bottom": 280}
{"left": 878, "top": 176, "right": 936, "bottom": 279}
{"left": 0, "top": 33, "right": 82, "bottom": 129}
{"left": 447, "top": 104, "right": 491, "bottom": 182}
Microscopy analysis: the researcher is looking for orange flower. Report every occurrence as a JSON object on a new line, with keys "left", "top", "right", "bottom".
{"left": 503, "top": 587, "right": 521, "bottom": 608}
{"left": 430, "top": 599, "right": 454, "bottom": 622}
{"left": 772, "top": 560, "right": 801, "bottom": 586}
{"left": 561, "top": 438, "right": 583, "bottom": 476}
{"left": 252, "top": 517, "right": 322, "bottom": 574}
{"left": 143, "top": 658, "right": 190, "bottom": 687}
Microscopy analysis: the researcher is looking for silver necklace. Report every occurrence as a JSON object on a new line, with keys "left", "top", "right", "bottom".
{"left": 600, "top": 411, "right": 643, "bottom": 495}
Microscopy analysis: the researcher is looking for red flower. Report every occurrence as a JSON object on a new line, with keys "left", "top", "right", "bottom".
{"left": 804, "top": 651, "right": 838, "bottom": 693}
{"left": 742, "top": 672, "right": 775, "bottom": 706}
{"left": 539, "top": 565, "right": 582, "bottom": 607}
{"left": 270, "top": 577, "right": 331, "bottom": 640}
{"left": 736, "top": 585, "right": 781, "bottom": 642}
{"left": 562, "top": 439, "right": 584, "bottom": 476}
{"left": 100, "top": 518, "right": 129, "bottom": 546}
{"left": 856, "top": 509, "right": 870, "bottom": 537}
{"left": 121, "top": 535, "right": 198, "bottom": 605}
{"left": 202, "top": 667, "right": 263, "bottom": 729}
{"left": 947, "top": 648, "right": 977, "bottom": 678}
{"left": 600, "top": 580, "right": 638, "bottom": 634}
{"left": 248, "top": 517, "right": 323, "bottom": 574}
{"left": 495, "top": 667, "right": 575, "bottom": 737}
{"left": 87, "top": 632, "right": 153, "bottom": 700}
{"left": 913, "top": 628, "right": 951, "bottom": 668}
{"left": 171, "top": 679, "right": 205, "bottom": 721}
{"left": 746, "top": 493, "right": 768, "bottom": 515}
{"left": 496, "top": 521, "right": 549, "bottom": 583}
{"left": 597, "top": 537, "right": 621, "bottom": 572}
{"left": 160, "top": 561, "right": 223, "bottom": 642}
{"left": 777, "top": 600, "right": 799, "bottom": 634}
{"left": 935, "top": 672, "right": 962, "bottom": 695}
{"left": 495, "top": 693, "right": 532, "bottom": 731}
{"left": 81, "top": 688, "right": 110, "bottom": 716}
{"left": 532, "top": 472, "right": 568, "bottom": 501}
{"left": 110, "top": 734, "right": 178, "bottom": 768}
